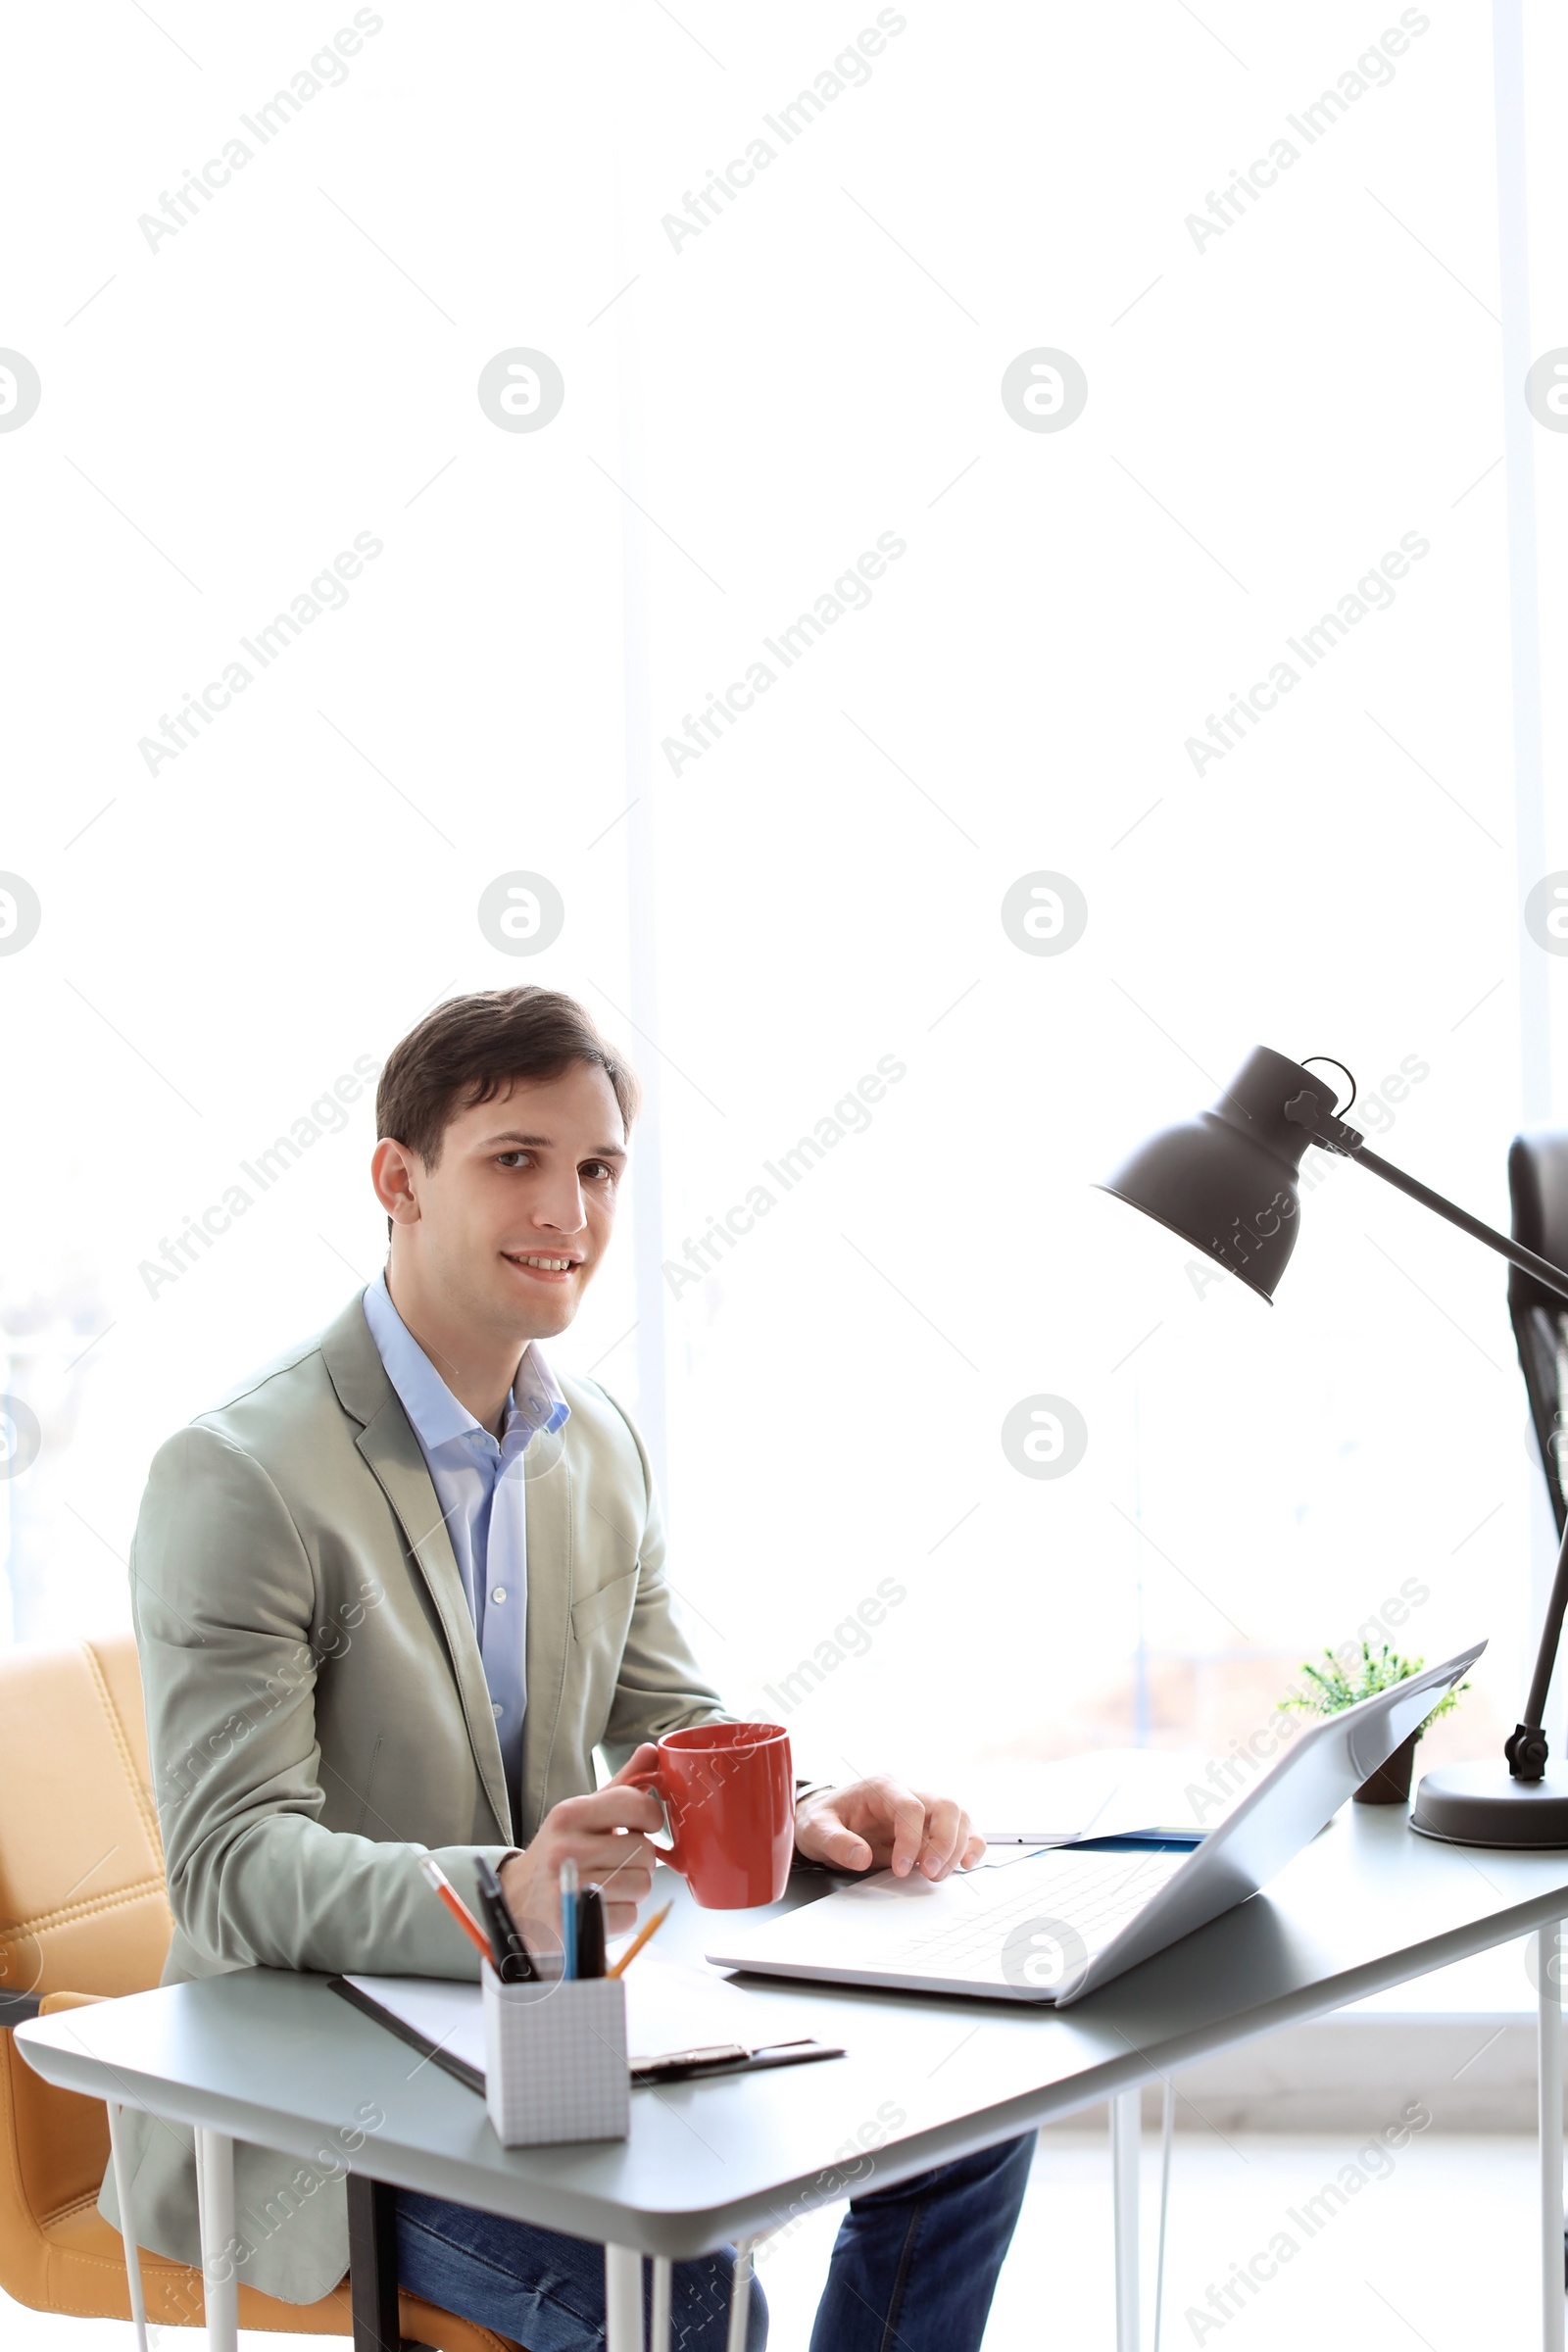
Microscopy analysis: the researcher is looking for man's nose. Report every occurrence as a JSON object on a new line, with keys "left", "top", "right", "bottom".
{"left": 532, "top": 1179, "right": 587, "bottom": 1233}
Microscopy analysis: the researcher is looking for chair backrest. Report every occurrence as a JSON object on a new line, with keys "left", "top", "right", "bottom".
{"left": 1509, "top": 1132, "right": 1568, "bottom": 1539}
{"left": 0, "top": 1635, "right": 172, "bottom": 2005}
{"left": 0, "top": 1636, "right": 173, "bottom": 2305}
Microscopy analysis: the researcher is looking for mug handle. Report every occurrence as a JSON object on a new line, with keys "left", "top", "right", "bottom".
{"left": 622, "top": 1767, "right": 685, "bottom": 1874}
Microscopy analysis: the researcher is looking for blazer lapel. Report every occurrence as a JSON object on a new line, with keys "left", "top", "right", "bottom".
{"left": 520, "top": 1422, "right": 573, "bottom": 1835}
{"left": 320, "top": 1294, "right": 513, "bottom": 1842}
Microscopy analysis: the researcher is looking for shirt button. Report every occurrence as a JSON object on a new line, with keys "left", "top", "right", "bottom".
{"left": 492, "top": 1587, "right": 507, "bottom": 1604}
{"left": 492, "top": 1701, "right": 504, "bottom": 1718}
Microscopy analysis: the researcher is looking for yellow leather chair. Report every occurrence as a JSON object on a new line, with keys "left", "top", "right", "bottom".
{"left": 0, "top": 1634, "right": 522, "bottom": 2350}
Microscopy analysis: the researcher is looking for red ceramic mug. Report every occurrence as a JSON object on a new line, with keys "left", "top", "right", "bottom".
{"left": 624, "top": 1723, "right": 794, "bottom": 1909}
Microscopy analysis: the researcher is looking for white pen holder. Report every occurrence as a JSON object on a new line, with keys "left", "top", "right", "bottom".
{"left": 482, "top": 1964, "right": 630, "bottom": 2147}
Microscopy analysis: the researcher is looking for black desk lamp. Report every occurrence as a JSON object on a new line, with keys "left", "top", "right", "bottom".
{"left": 1099, "top": 1045, "right": 1568, "bottom": 1850}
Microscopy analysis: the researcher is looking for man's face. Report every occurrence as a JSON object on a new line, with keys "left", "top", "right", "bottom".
{"left": 386, "top": 1063, "right": 626, "bottom": 1344}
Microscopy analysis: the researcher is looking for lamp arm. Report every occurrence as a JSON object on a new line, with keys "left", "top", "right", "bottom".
{"left": 1341, "top": 1142, "right": 1568, "bottom": 1308}
{"left": 1337, "top": 1139, "right": 1568, "bottom": 1779}
{"left": 1285, "top": 1090, "right": 1568, "bottom": 1300}
{"left": 1518, "top": 1515, "right": 1568, "bottom": 1758}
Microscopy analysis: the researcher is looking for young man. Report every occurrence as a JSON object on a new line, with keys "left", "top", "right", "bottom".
{"left": 100, "top": 987, "right": 1032, "bottom": 2349}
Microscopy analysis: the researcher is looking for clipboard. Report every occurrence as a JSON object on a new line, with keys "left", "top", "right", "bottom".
{"left": 328, "top": 1975, "right": 843, "bottom": 2093}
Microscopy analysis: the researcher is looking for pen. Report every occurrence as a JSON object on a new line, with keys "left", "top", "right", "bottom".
{"left": 474, "top": 1857, "right": 537, "bottom": 1984}
{"left": 575, "top": 1884, "right": 606, "bottom": 1980}
{"left": 418, "top": 1856, "right": 498, "bottom": 1971}
{"left": 608, "top": 1898, "right": 672, "bottom": 1980}
{"left": 560, "top": 1856, "right": 578, "bottom": 1983}
{"left": 629, "top": 2037, "right": 843, "bottom": 2082}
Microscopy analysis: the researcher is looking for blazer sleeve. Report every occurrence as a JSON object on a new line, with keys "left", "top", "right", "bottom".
{"left": 132, "top": 1423, "right": 509, "bottom": 1978}
{"left": 591, "top": 1392, "right": 730, "bottom": 1772}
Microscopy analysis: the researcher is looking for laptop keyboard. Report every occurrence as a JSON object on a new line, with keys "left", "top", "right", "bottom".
{"left": 879, "top": 1847, "right": 1187, "bottom": 1987}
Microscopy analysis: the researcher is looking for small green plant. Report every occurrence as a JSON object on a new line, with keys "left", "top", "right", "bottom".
{"left": 1281, "top": 1640, "right": 1466, "bottom": 1742}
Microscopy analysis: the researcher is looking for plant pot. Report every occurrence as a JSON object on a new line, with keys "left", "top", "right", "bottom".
{"left": 1353, "top": 1730, "right": 1417, "bottom": 1806}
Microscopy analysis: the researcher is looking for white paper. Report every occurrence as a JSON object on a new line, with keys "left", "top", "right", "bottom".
{"left": 342, "top": 1974, "right": 487, "bottom": 2077}
{"left": 963, "top": 1745, "right": 1223, "bottom": 1842}
{"left": 618, "top": 1952, "right": 814, "bottom": 2059}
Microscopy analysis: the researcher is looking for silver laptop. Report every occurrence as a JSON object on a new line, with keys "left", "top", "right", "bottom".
{"left": 709, "top": 1643, "right": 1483, "bottom": 2007}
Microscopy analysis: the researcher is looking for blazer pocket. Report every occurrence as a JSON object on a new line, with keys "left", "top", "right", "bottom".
{"left": 570, "top": 1566, "right": 640, "bottom": 1645}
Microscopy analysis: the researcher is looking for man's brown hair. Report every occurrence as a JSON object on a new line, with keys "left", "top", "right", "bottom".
{"left": 376, "top": 987, "right": 641, "bottom": 1169}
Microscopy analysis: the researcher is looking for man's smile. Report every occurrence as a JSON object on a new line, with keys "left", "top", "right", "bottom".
{"left": 501, "top": 1250, "right": 583, "bottom": 1284}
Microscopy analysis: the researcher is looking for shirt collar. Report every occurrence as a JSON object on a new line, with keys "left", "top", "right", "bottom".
{"left": 362, "top": 1273, "right": 569, "bottom": 1454}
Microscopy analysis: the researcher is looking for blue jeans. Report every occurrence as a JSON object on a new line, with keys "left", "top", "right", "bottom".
{"left": 396, "top": 2130, "right": 1034, "bottom": 2351}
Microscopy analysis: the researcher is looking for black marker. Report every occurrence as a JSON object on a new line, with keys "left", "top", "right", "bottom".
{"left": 474, "top": 1857, "right": 537, "bottom": 1983}
{"left": 575, "top": 1884, "right": 607, "bottom": 1980}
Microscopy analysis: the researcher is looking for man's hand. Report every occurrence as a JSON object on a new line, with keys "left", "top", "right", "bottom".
{"left": 794, "top": 1778, "right": 984, "bottom": 1881}
{"left": 498, "top": 1743, "right": 664, "bottom": 1950}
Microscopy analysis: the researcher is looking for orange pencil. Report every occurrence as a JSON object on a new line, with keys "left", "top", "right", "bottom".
{"left": 418, "top": 1856, "right": 497, "bottom": 1968}
{"left": 608, "top": 1899, "right": 672, "bottom": 1980}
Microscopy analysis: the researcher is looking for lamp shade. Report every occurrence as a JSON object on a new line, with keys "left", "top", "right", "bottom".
{"left": 1096, "top": 1047, "right": 1334, "bottom": 1302}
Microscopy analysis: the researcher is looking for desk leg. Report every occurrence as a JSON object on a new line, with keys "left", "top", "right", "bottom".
{"left": 1111, "top": 2086, "right": 1141, "bottom": 2352}
{"left": 606, "top": 2242, "right": 643, "bottom": 2352}
{"left": 1153, "top": 2079, "right": 1174, "bottom": 2352}
{"left": 192, "top": 2128, "right": 238, "bottom": 2352}
{"left": 1539, "top": 1923, "right": 1565, "bottom": 2352}
{"left": 650, "top": 2253, "right": 671, "bottom": 2352}
{"left": 105, "top": 2102, "right": 150, "bottom": 2352}
{"left": 726, "top": 2235, "right": 757, "bottom": 2352}
{"left": 346, "top": 2174, "right": 402, "bottom": 2352}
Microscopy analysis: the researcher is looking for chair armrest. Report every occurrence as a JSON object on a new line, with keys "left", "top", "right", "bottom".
{"left": 37, "top": 1992, "right": 107, "bottom": 2016}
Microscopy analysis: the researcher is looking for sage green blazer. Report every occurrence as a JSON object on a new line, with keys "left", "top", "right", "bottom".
{"left": 97, "top": 1290, "right": 727, "bottom": 2304}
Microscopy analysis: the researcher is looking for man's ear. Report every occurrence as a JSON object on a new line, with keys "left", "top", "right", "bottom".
{"left": 370, "top": 1137, "right": 422, "bottom": 1225}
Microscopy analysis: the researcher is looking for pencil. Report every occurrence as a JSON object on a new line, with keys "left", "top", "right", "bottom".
{"left": 608, "top": 1899, "right": 673, "bottom": 1980}
{"left": 418, "top": 1855, "right": 498, "bottom": 1969}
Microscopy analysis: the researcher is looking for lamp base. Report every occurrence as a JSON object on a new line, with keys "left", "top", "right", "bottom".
{"left": 1410, "top": 1761, "right": 1568, "bottom": 1849}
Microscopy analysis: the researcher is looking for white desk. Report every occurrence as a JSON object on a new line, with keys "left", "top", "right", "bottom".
{"left": 17, "top": 1808, "right": 1568, "bottom": 2352}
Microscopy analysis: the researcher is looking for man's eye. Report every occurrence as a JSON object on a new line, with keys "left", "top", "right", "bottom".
{"left": 583, "top": 1161, "right": 615, "bottom": 1182}
{"left": 497, "top": 1152, "right": 531, "bottom": 1169}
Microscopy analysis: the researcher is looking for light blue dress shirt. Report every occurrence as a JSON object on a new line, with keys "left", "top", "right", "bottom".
{"left": 362, "top": 1273, "right": 569, "bottom": 1836}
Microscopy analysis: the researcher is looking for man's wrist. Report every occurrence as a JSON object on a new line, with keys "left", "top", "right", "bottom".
{"left": 794, "top": 1779, "right": 834, "bottom": 1813}
{"left": 792, "top": 1781, "right": 837, "bottom": 1866}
